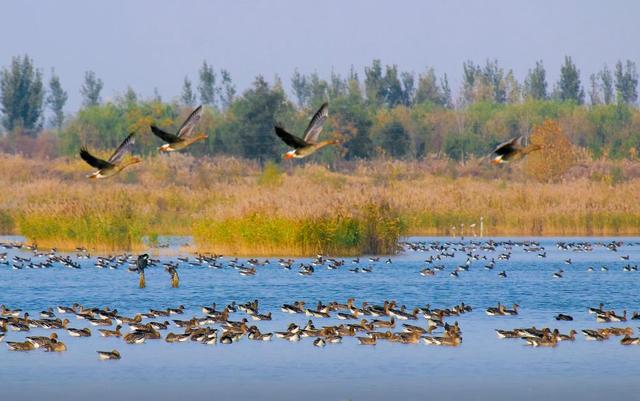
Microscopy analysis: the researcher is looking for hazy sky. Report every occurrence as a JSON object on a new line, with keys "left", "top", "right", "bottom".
{"left": 2, "top": 0, "right": 638, "bottom": 110}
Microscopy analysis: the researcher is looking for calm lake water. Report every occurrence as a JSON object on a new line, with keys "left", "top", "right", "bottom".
{"left": 1, "top": 236, "right": 640, "bottom": 401}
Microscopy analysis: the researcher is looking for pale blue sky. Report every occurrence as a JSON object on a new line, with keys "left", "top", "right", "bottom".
{"left": 2, "top": 0, "right": 638, "bottom": 110}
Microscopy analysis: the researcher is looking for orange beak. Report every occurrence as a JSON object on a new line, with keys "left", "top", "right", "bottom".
{"left": 491, "top": 158, "right": 502, "bottom": 165}
{"left": 283, "top": 153, "right": 295, "bottom": 160}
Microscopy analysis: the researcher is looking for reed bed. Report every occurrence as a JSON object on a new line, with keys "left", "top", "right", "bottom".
{"left": 1, "top": 153, "right": 639, "bottom": 254}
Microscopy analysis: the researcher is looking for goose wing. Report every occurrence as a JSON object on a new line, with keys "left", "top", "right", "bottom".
{"left": 493, "top": 136, "right": 523, "bottom": 156}
{"left": 80, "top": 148, "right": 112, "bottom": 170}
{"left": 275, "top": 126, "right": 308, "bottom": 149}
{"left": 177, "top": 105, "right": 203, "bottom": 138}
{"left": 151, "top": 125, "right": 182, "bottom": 144}
{"left": 303, "top": 102, "right": 329, "bottom": 144}
{"left": 107, "top": 132, "right": 137, "bottom": 164}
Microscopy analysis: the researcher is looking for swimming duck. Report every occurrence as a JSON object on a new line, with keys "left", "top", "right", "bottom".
{"left": 165, "top": 332, "right": 190, "bottom": 343}
{"left": 67, "top": 327, "right": 91, "bottom": 337}
{"left": 26, "top": 333, "right": 58, "bottom": 348}
{"left": 274, "top": 102, "right": 338, "bottom": 159}
{"left": 97, "top": 349, "right": 121, "bottom": 360}
{"left": 490, "top": 135, "right": 542, "bottom": 165}
{"left": 495, "top": 329, "right": 520, "bottom": 339}
{"left": 7, "top": 340, "right": 36, "bottom": 351}
{"left": 556, "top": 329, "right": 577, "bottom": 341}
{"left": 98, "top": 325, "right": 122, "bottom": 337}
{"left": 313, "top": 338, "right": 326, "bottom": 347}
{"left": 44, "top": 339, "right": 67, "bottom": 352}
{"left": 620, "top": 335, "right": 640, "bottom": 345}
{"left": 525, "top": 332, "right": 558, "bottom": 347}
{"left": 151, "top": 105, "right": 207, "bottom": 152}
{"left": 555, "top": 313, "right": 573, "bottom": 321}
{"left": 124, "top": 331, "right": 147, "bottom": 344}
{"left": 40, "top": 308, "right": 55, "bottom": 319}
{"left": 357, "top": 336, "right": 376, "bottom": 345}
{"left": 582, "top": 329, "right": 609, "bottom": 341}
{"left": 79, "top": 132, "right": 141, "bottom": 179}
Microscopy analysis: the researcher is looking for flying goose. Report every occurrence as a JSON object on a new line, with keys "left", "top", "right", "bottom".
{"left": 274, "top": 102, "right": 338, "bottom": 159}
{"left": 80, "top": 132, "right": 140, "bottom": 179}
{"left": 490, "top": 136, "right": 542, "bottom": 165}
{"left": 151, "top": 105, "right": 207, "bottom": 152}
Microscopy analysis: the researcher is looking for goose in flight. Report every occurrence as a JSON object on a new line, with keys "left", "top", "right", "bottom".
{"left": 491, "top": 136, "right": 542, "bottom": 165}
{"left": 151, "top": 105, "right": 207, "bottom": 152}
{"left": 275, "top": 102, "right": 338, "bottom": 159}
{"left": 79, "top": 132, "right": 140, "bottom": 179}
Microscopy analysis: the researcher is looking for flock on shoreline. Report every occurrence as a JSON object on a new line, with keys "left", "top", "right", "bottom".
{"left": 78, "top": 102, "right": 542, "bottom": 179}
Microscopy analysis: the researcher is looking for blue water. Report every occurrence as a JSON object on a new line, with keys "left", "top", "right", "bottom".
{"left": 1, "top": 236, "right": 640, "bottom": 401}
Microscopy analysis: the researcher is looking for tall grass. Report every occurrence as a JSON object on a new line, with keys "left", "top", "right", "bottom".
{"left": 1, "top": 153, "right": 640, "bottom": 254}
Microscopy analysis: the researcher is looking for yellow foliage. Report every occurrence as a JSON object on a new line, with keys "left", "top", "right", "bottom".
{"left": 524, "top": 119, "right": 576, "bottom": 182}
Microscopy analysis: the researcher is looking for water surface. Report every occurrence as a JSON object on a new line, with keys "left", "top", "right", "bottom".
{"left": 1, "top": 236, "right": 639, "bottom": 401}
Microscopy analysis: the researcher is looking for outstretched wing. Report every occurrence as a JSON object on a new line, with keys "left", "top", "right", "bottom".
{"left": 177, "top": 105, "right": 203, "bottom": 138}
{"left": 107, "top": 132, "right": 137, "bottom": 164}
{"left": 80, "top": 148, "right": 112, "bottom": 170}
{"left": 493, "top": 136, "right": 522, "bottom": 156}
{"left": 303, "top": 102, "right": 329, "bottom": 143}
{"left": 275, "top": 126, "right": 308, "bottom": 149}
{"left": 151, "top": 125, "right": 182, "bottom": 144}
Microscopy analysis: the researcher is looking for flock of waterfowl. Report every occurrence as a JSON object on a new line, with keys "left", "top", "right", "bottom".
{"left": 2, "top": 296, "right": 640, "bottom": 360}
{"left": 1, "top": 237, "right": 639, "bottom": 361}
{"left": 3, "top": 239, "right": 637, "bottom": 286}
{"left": 78, "top": 102, "right": 540, "bottom": 178}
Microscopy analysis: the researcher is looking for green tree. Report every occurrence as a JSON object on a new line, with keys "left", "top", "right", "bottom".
{"left": 181, "top": 76, "right": 196, "bottom": 106}
{"left": 307, "top": 72, "right": 328, "bottom": 107}
{"left": 400, "top": 71, "right": 415, "bottom": 106}
{"left": 462, "top": 60, "right": 479, "bottom": 104}
{"left": 364, "top": 59, "right": 384, "bottom": 106}
{"left": 47, "top": 70, "right": 68, "bottom": 129}
{"left": 291, "top": 69, "right": 310, "bottom": 108}
{"left": 615, "top": 60, "right": 638, "bottom": 104}
{"left": 588, "top": 73, "right": 601, "bottom": 105}
{"left": 328, "top": 71, "right": 347, "bottom": 100}
{"left": 381, "top": 64, "right": 403, "bottom": 107}
{"left": 440, "top": 74, "right": 452, "bottom": 108}
{"left": 379, "top": 121, "right": 410, "bottom": 157}
{"left": 219, "top": 69, "right": 236, "bottom": 110}
{"left": 80, "top": 71, "right": 103, "bottom": 107}
{"left": 557, "top": 56, "right": 584, "bottom": 104}
{"left": 504, "top": 70, "right": 521, "bottom": 103}
{"left": 0, "top": 55, "right": 44, "bottom": 133}
{"left": 415, "top": 68, "right": 442, "bottom": 106}
{"left": 333, "top": 94, "right": 373, "bottom": 159}
{"left": 600, "top": 65, "right": 614, "bottom": 105}
{"left": 524, "top": 61, "right": 547, "bottom": 100}
{"left": 231, "top": 76, "right": 288, "bottom": 162}
{"left": 198, "top": 60, "right": 217, "bottom": 107}
{"left": 482, "top": 59, "right": 506, "bottom": 104}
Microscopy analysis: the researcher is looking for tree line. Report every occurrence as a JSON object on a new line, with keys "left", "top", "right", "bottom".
{"left": 1, "top": 55, "right": 639, "bottom": 161}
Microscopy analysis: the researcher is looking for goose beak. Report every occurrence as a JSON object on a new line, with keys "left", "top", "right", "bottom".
{"left": 490, "top": 158, "right": 502, "bottom": 165}
{"left": 283, "top": 152, "right": 295, "bottom": 160}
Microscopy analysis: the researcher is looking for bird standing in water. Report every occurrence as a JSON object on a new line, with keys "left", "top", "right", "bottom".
{"left": 166, "top": 265, "right": 179, "bottom": 288}
{"left": 137, "top": 254, "right": 149, "bottom": 288}
{"left": 490, "top": 136, "right": 542, "bottom": 165}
